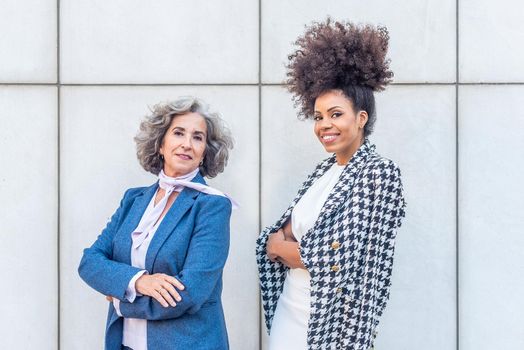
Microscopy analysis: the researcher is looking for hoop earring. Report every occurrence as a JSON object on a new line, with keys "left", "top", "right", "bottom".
{"left": 159, "top": 154, "right": 164, "bottom": 161}
{"left": 199, "top": 159, "right": 204, "bottom": 166}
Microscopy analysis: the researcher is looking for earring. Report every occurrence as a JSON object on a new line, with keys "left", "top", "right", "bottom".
{"left": 199, "top": 159, "right": 204, "bottom": 166}
{"left": 159, "top": 154, "right": 164, "bottom": 161}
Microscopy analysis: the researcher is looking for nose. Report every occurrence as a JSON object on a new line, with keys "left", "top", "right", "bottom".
{"left": 318, "top": 117, "right": 332, "bottom": 130}
{"left": 181, "top": 135, "right": 192, "bottom": 150}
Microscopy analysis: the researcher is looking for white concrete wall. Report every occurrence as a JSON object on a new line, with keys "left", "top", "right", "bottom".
{"left": 1, "top": 1, "right": 523, "bottom": 349}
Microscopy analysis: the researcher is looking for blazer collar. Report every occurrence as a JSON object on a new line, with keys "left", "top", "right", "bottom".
{"left": 145, "top": 172, "right": 205, "bottom": 271}
{"left": 113, "top": 172, "right": 206, "bottom": 269}
{"left": 274, "top": 139, "right": 375, "bottom": 230}
{"left": 312, "top": 139, "right": 375, "bottom": 228}
{"left": 113, "top": 183, "right": 157, "bottom": 265}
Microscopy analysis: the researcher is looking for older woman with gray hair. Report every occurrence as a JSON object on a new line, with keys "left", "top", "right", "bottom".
{"left": 79, "top": 96, "right": 236, "bottom": 350}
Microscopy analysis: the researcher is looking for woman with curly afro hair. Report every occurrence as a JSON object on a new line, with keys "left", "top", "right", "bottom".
{"left": 256, "top": 19, "right": 406, "bottom": 350}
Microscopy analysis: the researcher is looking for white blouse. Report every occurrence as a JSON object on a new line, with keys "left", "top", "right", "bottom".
{"left": 113, "top": 190, "right": 165, "bottom": 350}
{"left": 269, "top": 163, "right": 345, "bottom": 350}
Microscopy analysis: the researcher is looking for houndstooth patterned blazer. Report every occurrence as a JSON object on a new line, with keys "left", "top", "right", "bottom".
{"left": 256, "top": 139, "right": 406, "bottom": 350}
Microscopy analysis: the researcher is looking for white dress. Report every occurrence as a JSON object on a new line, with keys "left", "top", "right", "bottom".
{"left": 269, "top": 163, "right": 345, "bottom": 350}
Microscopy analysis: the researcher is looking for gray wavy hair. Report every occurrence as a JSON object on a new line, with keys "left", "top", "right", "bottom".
{"left": 135, "top": 96, "right": 234, "bottom": 178}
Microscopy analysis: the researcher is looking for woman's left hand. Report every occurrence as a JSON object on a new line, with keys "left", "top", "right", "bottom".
{"left": 135, "top": 273, "right": 185, "bottom": 308}
{"left": 106, "top": 296, "right": 113, "bottom": 302}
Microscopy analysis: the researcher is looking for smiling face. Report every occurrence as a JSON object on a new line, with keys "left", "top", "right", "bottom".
{"left": 313, "top": 90, "right": 368, "bottom": 165}
{"left": 159, "top": 112, "right": 207, "bottom": 177}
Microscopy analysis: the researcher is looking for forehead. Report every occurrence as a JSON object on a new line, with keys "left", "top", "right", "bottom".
{"left": 314, "top": 90, "right": 352, "bottom": 111}
{"left": 170, "top": 112, "right": 207, "bottom": 132}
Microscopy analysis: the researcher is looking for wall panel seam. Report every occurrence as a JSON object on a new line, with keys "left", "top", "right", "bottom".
{"left": 3, "top": 82, "right": 524, "bottom": 87}
{"left": 456, "top": 0, "right": 460, "bottom": 349}
{"left": 258, "top": 0, "right": 262, "bottom": 349}
{"left": 57, "top": 0, "right": 61, "bottom": 348}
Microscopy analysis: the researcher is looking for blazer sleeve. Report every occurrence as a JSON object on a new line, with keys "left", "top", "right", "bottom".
{"left": 255, "top": 224, "right": 288, "bottom": 332}
{"left": 118, "top": 195, "right": 232, "bottom": 321}
{"left": 358, "top": 160, "right": 406, "bottom": 347}
{"left": 78, "top": 189, "right": 144, "bottom": 300}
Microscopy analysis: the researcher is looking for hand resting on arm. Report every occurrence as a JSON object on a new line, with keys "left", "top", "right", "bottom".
{"left": 266, "top": 219, "right": 305, "bottom": 269}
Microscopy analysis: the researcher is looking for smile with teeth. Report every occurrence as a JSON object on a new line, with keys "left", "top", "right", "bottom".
{"left": 321, "top": 134, "right": 339, "bottom": 142}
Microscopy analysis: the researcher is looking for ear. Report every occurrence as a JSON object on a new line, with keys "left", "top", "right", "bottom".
{"left": 159, "top": 135, "right": 166, "bottom": 154}
{"left": 200, "top": 149, "right": 207, "bottom": 165}
{"left": 358, "top": 110, "right": 369, "bottom": 129}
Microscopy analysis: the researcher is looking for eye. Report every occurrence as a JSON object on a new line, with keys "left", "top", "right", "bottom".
{"left": 313, "top": 115, "right": 322, "bottom": 122}
{"left": 193, "top": 135, "right": 204, "bottom": 142}
{"left": 331, "top": 112, "right": 342, "bottom": 118}
{"left": 174, "top": 130, "right": 184, "bottom": 136}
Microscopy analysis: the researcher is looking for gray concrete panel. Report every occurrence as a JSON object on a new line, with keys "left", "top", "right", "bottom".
{"left": 0, "top": 86, "right": 58, "bottom": 348}
{"left": 0, "top": 0, "right": 57, "bottom": 82}
{"left": 60, "top": 0, "right": 259, "bottom": 84}
{"left": 60, "top": 86, "right": 259, "bottom": 349}
{"left": 262, "top": 0, "right": 456, "bottom": 84}
{"left": 459, "top": 86, "right": 524, "bottom": 349}
{"left": 460, "top": 0, "right": 524, "bottom": 82}
{"left": 261, "top": 85, "right": 457, "bottom": 350}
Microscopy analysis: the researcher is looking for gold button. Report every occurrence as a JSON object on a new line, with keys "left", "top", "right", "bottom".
{"left": 331, "top": 241, "right": 340, "bottom": 250}
{"left": 336, "top": 287, "right": 343, "bottom": 293}
{"left": 331, "top": 265, "right": 340, "bottom": 272}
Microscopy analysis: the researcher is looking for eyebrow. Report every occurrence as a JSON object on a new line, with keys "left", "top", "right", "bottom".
{"left": 172, "top": 126, "right": 206, "bottom": 135}
{"left": 314, "top": 106, "right": 343, "bottom": 114}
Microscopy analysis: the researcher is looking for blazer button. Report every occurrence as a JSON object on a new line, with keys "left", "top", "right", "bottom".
{"left": 335, "top": 287, "right": 343, "bottom": 293}
{"left": 331, "top": 241, "right": 341, "bottom": 250}
{"left": 331, "top": 265, "right": 340, "bottom": 272}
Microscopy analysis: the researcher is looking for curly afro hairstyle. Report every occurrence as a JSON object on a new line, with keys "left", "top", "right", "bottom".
{"left": 286, "top": 18, "right": 393, "bottom": 136}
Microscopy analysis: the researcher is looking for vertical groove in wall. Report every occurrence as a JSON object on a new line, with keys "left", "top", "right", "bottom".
{"left": 258, "top": 0, "right": 263, "bottom": 348}
{"left": 56, "top": 0, "right": 61, "bottom": 348}
{"left": 455, "top": 0, "right": 460, "bottom": 349}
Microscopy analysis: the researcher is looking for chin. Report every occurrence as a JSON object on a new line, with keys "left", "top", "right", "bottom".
{"left": 178, "top": 166, "right": 195, "bottom": 174}
{"left": 321, "top": 144, "right": 337, "bottom": 153}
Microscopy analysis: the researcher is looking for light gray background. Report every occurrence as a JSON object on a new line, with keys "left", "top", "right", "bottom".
{"left": 1, "top": 1, "right": 522, "bottom": 349}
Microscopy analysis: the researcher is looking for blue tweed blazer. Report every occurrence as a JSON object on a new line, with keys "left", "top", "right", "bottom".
{"left": 78, "top": 172, "right": 232, "bottom": 350}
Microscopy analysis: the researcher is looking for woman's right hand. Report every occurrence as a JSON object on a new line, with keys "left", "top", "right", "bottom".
{"left": 267, "top": 229, "right": 285, "bottom": 262}
{"left": 135, "top": 273, "right": 185, "bottom": 308}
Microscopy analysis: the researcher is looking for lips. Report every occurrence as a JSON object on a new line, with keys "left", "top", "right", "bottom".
{"left": 176, "top": 154, "right": 193, "bottom": 160}
{"left": 320, "top": 133, "right": 339, "bottom": 144}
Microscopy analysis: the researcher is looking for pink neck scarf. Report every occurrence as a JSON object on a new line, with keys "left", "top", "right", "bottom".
{"left": 132, "top": 168, "right": 238, "bottom": 249}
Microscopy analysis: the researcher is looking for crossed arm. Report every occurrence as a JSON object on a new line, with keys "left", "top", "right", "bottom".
{"left": 79, "top": 191, "right": 232, "bottom": 320}
{"left": 265, "top": 219, "right": 305, "bottom": 269}
{"left": 118, "top": 196, "right": 231, "bottom": 320}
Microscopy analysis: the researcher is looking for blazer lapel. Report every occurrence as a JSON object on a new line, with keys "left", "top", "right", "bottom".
{"left": 272, "top": 156, "right": 336, "bottom": 230}
{"left": 312, "top": 140, "right": 374, "bottom": 230}
{"left": 113, "top": 184, "right": 157, "bottom": 265}
{"left": 144, "top": 173, "right": 204, "bottom": 272}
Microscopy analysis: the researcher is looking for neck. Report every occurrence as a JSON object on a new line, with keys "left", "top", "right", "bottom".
{"left": 161, "top": 167, "right": 199, "bottom": 179}
{"left": 335, "top": 137, "right": 365, "bottom": 165}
